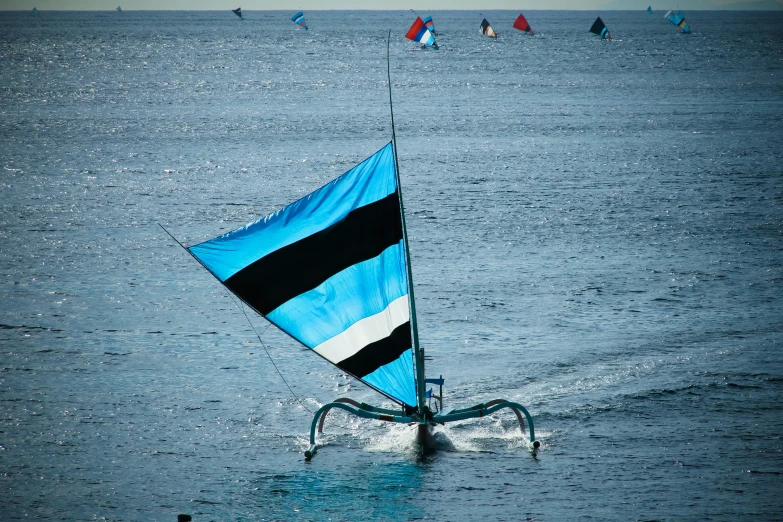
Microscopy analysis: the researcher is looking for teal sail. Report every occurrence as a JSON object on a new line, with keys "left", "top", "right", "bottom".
{"left": 647, "top": 6, "right": 653, "bottom": 13}
{"left": 664, "top": 10, "right": 690, "bottom": 33}
{"left": 188, "top": 142, "right": 417, "bottom": 407}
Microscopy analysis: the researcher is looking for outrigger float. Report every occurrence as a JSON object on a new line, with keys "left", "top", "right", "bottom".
{"left": 168, "top": 33, "right": 539, "bottom": 460}
{"left": 306, "top": 389, "right": 538, "bottom": 460}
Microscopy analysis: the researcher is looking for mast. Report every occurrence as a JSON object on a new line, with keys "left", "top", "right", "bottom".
{"left": 386, "top": 31, "right": 426, "bottom": 418}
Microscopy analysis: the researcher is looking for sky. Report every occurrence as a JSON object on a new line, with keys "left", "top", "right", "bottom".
{"left": 5, "top": 0, "right": 782, "bottom": 10}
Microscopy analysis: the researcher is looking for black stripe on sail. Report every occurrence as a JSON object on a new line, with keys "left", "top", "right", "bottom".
{"left": 225, "top": 191, "right": 403, "bottom": 316}
{"left": 336, "top": 321, "right": 412, "bottom": 378}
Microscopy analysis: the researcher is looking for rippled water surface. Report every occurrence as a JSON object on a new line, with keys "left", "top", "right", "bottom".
{"left": 1, "top": 9, "right": 782, "bottom": 521}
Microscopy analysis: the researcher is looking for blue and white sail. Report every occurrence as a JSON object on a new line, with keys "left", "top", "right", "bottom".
{"left": 291, "top": 11, "right": 308, "bottom": 30}
{"left": 232, "top": 7, "right": 242, "bottom": 19}
{"left": 188, "top": 143, "right": 417, "bottom": 407}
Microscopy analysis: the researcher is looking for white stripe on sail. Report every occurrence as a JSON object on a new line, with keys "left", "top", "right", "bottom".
{"left": 313, "top": 295, "right": 409, "bottom": 364}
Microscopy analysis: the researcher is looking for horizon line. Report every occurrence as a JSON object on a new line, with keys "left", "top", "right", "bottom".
{"left": 7, "top": 7, "right": 783, "bottom": 10}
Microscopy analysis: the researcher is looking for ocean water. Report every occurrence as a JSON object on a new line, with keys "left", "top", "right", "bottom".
{"left": 1, "top": 9, "right": 782, "bottom": 521}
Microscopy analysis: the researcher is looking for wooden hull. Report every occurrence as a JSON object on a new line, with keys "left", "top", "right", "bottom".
{"left": 415, "top": 422, "right": 434, "bottom": 448}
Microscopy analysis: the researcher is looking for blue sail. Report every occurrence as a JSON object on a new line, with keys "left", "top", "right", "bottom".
{"left": 291, "top": 11, "right": 307, "bottom": 30}
{"left": 188, "top": 143, "right": 417, "bottom": 407}
{"left": 422, "top": 15, "right": 436, "bottom": 34}
{"left": 664, "top": 10, "right": 690, "bottom": 33}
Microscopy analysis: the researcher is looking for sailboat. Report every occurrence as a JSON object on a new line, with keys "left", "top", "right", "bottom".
{"left": 513, "top": 13, "right": 534, "bottom": 35}
{"left": 589, "top": 16, "right": 612, "bottom": 39}
{"left": 647, "top": 6, "right": 653, "bottom": 13}
{"left": 168, "top": 35, "right": 538, "bottom": 460}
{"left": 405, "top": 16, "right": 439, "bottom": 49}
{"left": 31, "top": 6, "right": 38, "bottom": 15}
{"left": 232, "top": 7, "right": 242, "bottom": 20}
{"left": 291, "top": 11, "right": 307, "bottom": 30}
{"left": 116, "top": 5, "right": 122, "bottom": 12}
{"left": 480, "top": 18, "right": 497, "bottom": 38}
{"left": 664, "top": 10, "right": 690, "bottom": 33}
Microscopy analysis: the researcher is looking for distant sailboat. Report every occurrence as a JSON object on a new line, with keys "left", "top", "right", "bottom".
{"left": 664, "top": 10, "right": 690, "bottom": 33}
{"left": 232, "top": 7, "right": 242, "bottom": 20}
{"left": 513, "top": 13, "right": 534, "bottom": 34}
{"left": 165, "top": 34, "right": 539, "bottom": 460}
{"left": 116, "top": 5, "right": 122, "bottom": 12}
{"left": 422, "top": 15, "right": 437, "bottom": 35}
{"left": 480, "top": 18, "right": 497, "bottom": 38}
{"left": 291, "top": 11, "right": 308, "bottom": 30}
{"left": 31, "top": 6, "right": 38, "bottom": 15}
{"left": 647, "top": 6, "right": 653, "bottom": 14}
{"left": 405, "top": 16, "right": 439, "bottom": 49}
{"left": 589, "top": 16, "right": 612, "bottom": 39}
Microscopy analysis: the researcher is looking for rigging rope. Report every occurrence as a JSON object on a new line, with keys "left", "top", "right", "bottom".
{"left": 159, "top": 223, "right": 317, "bottom": 415}
{"left": 227, "top": 293, "right": 362, "bottom": 432}
{"left": 225, "top": 291, "right": 316, "bottom": 416}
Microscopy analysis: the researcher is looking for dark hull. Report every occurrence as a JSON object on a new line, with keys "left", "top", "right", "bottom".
{"left": 415, "top": 422, "right": 434, "bottom": 447}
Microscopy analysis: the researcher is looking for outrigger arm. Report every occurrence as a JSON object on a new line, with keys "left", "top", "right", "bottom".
{"left": 305, "top": 398, "right": 414, "bottom": 459}
{"left": 433, "top": 399, "right": 540, "bottom": 450}
{"left": 304, "top": 397, "right": 539, "bottom": 460}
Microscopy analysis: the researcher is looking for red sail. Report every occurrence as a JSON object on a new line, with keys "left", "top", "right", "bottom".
{"left": 405, "top": 17, "right": 426, "bottom": 41}
{"left": 513, "top": 14, "right": 532, "bottom": 33}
